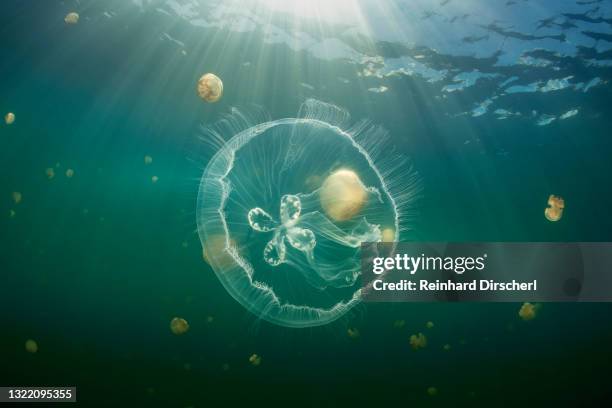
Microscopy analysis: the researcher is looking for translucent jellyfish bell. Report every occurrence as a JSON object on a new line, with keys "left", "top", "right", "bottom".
{"left": 197, "top": 100, "right": 419, "bottom": 328}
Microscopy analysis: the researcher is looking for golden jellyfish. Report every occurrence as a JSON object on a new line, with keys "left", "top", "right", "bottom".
{"left": 427, "top": 387, "right": 438, "bottom": 397}
{"left": 45, "top": 167, "right": 55, "bottom": 180}
{"left": 64, "top": 12, "right": 79, "bottom": 24}
{"left": 25, "top": 339, "right": 38, "bottom": 353}
{"left": 425, "top": 321, "right": 434, "bottom": 329}
{"left": 12, "top": 192, "right": 22, "bottom": 205}
{"left": 409, "top": 332, "right": 427, "bottom": 350}
{"left": 544, "top": 194, "right": 564, "bottom": 222}
{"left": 248, "top": 354, "right": 262, "bottom": 366}
{"left": 518, "top": 302, "right": 538, "bottom": 321}
{"left": 170, "top": 317, "right": 190, "bottom": 335}
{"left": 5, "top": 112, "right": 15, "bottom": 125}
{"left": 347, "top": 328, "right": 360, "bottom": 339}
{"left": 151, "top": 175, "right": 159, "bottom": 183}
{"left": 197, "top": 73, "right": 223, "bottom": 103}
{"left": 144, "top": 155, "right": 153, "bottom": 165}
{"left": 381, "top": 228, "right": 395, "bottom": 243}
{"left": 65, "top": 168, "right": 74, "bottom": 178}
{"left": 319, "top": 169, "right": 367, "bottom": 222}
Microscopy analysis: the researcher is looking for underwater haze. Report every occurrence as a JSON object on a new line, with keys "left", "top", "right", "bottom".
{"left": 2, "top": 0, "right": 612, "bottom": 406}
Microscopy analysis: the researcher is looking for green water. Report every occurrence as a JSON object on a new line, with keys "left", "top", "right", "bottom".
{"left": 2, "top": 1, "right": 612, "bottom": 406}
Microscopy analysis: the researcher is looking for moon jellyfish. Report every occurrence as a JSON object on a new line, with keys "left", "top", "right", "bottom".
{"left": 197, "top": 99, "right": 419, "bottom": 328}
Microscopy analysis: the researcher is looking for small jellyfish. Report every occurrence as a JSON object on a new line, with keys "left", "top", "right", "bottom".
{"left": 5, "top": 112, "right": 15, "bottom": 125}
{"left": 409, "top": 332, "right": 427, "bottom": 350}
{"left": 222, "top": 363, "right": 230, "bottom": 371}
{"left": 544, "top": 195, "right": 564, "bottom": 222}
{"left": 65, "top": 12, "right": 79, "bottom": 24}
{"left": 427, "top": 387, "right": 438, "bottom": 397}
{"left": 425, "top": 321, "right": 434, "bottom": 329}
{"left": 319, "top": 169, "right": 367, "bottom": 222}
{"left": 381, "top": 228, "right": 395, "bottom": 243}
{"left": 347, "top": 328, "right": 360, "bottom": 339}
{"left": 443, "top": 344, "right": 451, "bottom": 351}
{"left": 170, "top": 317, "right": 190, "bottom": 335}
{"left": 9, "top": 209, "right": 16, "bottom": 218}
{"left": 45, "top": 168, "right": 55, "bottom": 180}
{"left": 393, "top": 319, "right": 406, "bottom": 329}
{"left": 248, "top": 354, "right": 262, "bottom": 366}
{"left": 25, "top": 339, "right": 38, "bottom": 353}
{"left": 151, "top": 175, "right": 159, "bottom": 183}
{"left": 144, "top": 155, "right": 153, "bottom": 165}
{"left": 518, "top": 302, "right": 538, "bottom": 321}
{"left": 12, "top": 192, "right": 22, "bottom": 205}
{"left": 206, "top": 315, "right": 214, "bottom": 323}
{"left": 65, "top": 168, "right": 75, "bottom": 178}
{"left": 197, "top": 73, "right": 223, "bottom": 103}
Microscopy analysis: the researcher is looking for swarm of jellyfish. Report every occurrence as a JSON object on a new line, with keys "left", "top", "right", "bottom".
{"left": 196, "top": 99, "right": 419, "bottom": 328}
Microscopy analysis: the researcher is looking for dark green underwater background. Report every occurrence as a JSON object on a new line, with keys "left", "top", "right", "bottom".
{"left": 2, "top": 1, "right": 612, "bottom": 407}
